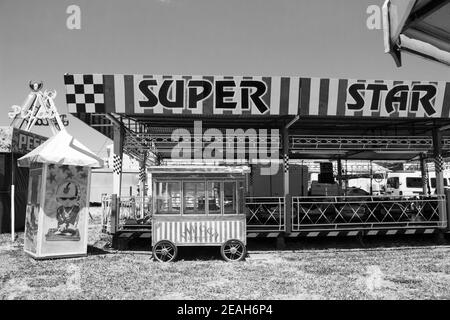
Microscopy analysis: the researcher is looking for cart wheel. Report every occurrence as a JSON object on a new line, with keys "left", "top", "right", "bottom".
{"left": 220, "top": 240, "right": 246, "bottom": 262}
{"left": 152, "top": 240, "right": 177, "bottom": 262}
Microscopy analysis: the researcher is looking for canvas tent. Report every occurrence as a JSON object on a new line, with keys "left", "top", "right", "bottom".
{"left": 383, "top": 0, "right": 450, "bottom": 66}
{"left": 18, "top": 129, "right": 104, "bottom": 168}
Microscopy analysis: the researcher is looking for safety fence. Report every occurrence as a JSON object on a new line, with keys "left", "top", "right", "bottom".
{"left": 101, "top": 195, "right": 286, "bottom": 233}
{"left": 101, "top": 194, "right": 445, "bottom": 234}
{"left": 292, "top": 195, "right": 446, "bottom": 231}
{"left": 245, "top": 197, "right": 286, "bottom": 232}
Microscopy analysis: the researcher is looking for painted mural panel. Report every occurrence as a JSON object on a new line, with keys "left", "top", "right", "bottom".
{"left": 40, "top": 164, "right": 89, "bottom": 256}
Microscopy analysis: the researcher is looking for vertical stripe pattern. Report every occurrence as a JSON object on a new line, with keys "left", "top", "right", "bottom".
{"left": 153, "top": 219, "right": 246, "bottom": 245}
{"left": 64, "top": 74, "right": 450, "bottom": 118}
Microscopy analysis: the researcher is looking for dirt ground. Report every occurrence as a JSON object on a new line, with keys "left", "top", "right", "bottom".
{"left": 0, "top": 207, "right": 449, "bottom": 300}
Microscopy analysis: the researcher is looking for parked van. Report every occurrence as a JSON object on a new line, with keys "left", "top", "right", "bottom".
{"left": 347, "top": 177, "right": 384, "bottom": 195}
{"left": 385, "top": 171, "right": 449, "bottom": 196}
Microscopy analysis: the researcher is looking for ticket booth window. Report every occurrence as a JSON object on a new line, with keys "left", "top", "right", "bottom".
{"left": 207, "top": 181, "right": 221, "bottom": 215}
{"left": 224, "top": 181, "right": 237, "bottom": 214}
{"left": 183, "top": 182, "right": 206, "bottom": 215}
{"left": 155, "top": 181, "right": 181, "bottom": 214}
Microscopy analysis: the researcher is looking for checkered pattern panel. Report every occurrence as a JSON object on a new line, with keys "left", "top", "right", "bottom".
{"left": 113, "top": 154, "right": 122, "bottom": 175}
{"left": 64, "top": 74, "right": 105, "bottom": 113}
{"left": 249, "top": 166, "right": 254, "bottom": 185}
{"left": 283, "top": 154, "right": 289, "bottom": 173}
{"left": 139, "top": 166, "right": 146, "bottom": 182}
{"left": 434, "top": 154, "right": 444, "bottom": 173}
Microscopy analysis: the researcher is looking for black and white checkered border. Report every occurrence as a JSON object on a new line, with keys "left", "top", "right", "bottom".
{"left": 139, "top": 166, "right": 147, "bottom": 182}
{"left": 434, "top": 154, "right": 444, "bottom": 173}
{"left": 113, "top": 154, "right": 122, "bottom": 175}
{"left": 64, "top": 74, "right": 105, "bottom": 113}
{"left": 283, "top": 154, "right": 289, "bottom": 173}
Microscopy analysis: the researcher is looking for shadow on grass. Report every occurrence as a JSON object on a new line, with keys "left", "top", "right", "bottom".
{"left": 87, "top": 245, "right": 113, "bottom": 256}
{"left": 248, "top": 234, "right": 450, "bottom": 252}
{"left": 176, "top": 246, "right": 224, "bottom": 261}
{"left": 111, "top": 238, "right": 229, "bottom": 261}
{"left": 93, "top": 233, "right": 450, "bottom": 261}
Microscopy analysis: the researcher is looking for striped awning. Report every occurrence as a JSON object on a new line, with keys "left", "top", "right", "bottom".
{"left": 64, "top": 74, "right": 450, "bottom": 118}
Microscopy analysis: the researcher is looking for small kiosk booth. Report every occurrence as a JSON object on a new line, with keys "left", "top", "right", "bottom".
{"left": 150, "top": 166, "right": 249, "bottom": 262}
{"left": 18, "top": 129, "right": 103, "bottom": 259}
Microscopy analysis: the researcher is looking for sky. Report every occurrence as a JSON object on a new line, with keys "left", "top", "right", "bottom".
{"left": 1, "top": 0, "right": 449, "bottom": 158}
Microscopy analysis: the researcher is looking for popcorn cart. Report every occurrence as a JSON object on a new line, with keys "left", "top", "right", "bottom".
{"left": 150, "top": 166, "right": 249, "bottom": 262}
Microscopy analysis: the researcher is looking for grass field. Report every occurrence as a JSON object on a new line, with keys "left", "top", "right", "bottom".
{"left": 0, "top": 208, "right": 449, "bottom": 300}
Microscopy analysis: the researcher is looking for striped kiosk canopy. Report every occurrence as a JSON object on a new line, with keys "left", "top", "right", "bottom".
{"left": 64, "top": 74, "right": 450, "bottom": 118}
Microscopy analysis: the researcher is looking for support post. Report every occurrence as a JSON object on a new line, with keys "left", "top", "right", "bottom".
{"left": 110, "top": 194, "right": 118, "bottom": 234}
{"left": 432, "top": 128, "right": 446, "bottom": 227}
{"left": 420, "top": 153, "right": 429, "bottom": 195}
{"left": 139, "top": 152, "right": 147, "bottom": 219}
{"left": 10, "top": 152, "right": 15, "bottom": 242}
{"left": 445, "top": 188, "right": 450, "bottom": 231}
{"left": 112, "top": 124, "right": 124, "bottom": 196}
{"left": 282, "top": 126, "right": 291, "bottom": 238}
{"left": 10, "top": 184, "right": 15, "bottom": 242}
{"left": 112, "top": 124, "right": 124, "bottom": 227}
{"left": 337, "top": 158, "right": 343, "bottom": 196}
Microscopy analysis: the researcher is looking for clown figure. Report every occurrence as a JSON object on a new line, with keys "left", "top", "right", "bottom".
{"left": 54, "top": 181, "right": 81, "bottom": 236}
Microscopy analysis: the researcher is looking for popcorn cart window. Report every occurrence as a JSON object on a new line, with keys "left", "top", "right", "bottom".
{"left": 238, "top": 181, "right": 245, "bottom": 214}
{"left": 224, "top": 181, "right": 237, "bottom": 214}
{"left": 155, "top": 181, "right": 181, "bottom": 214}
{"left": 183, "top": 181, "right": 205, "bottom": 215}
{"left": 207, "top": 181, "right": 221, "bottom": 215}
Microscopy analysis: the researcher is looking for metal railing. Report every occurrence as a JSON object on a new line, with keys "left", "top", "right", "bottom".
{"left": 245, "top": 197, "right": 286, "bottom": 232}
{"left": 102, "top": 194, "right": 287, "bottom": 233}
{"left": 292, "top": 195, "right": 446, "bottom": 231}
{"left": 289, "top": 135, "right": 434, "bottom": 151}
{"left": 101, "top": 194, "right": 152, "bottom": 232}
{"left": 101, "top": 193, "right": 444, "bottom": 234}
